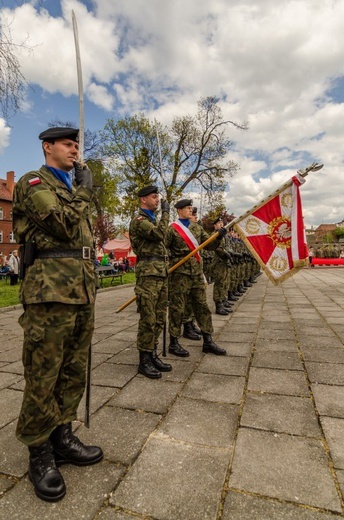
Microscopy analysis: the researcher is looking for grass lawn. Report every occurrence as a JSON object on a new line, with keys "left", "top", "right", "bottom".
{"left": 0, "top": 271, "right": 136, "bottom": 309}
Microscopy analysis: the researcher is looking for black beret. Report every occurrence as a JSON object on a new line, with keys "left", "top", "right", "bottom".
{"left": 174, "top": 199, "right": 193, "bottom": 209}
{"left": 192, "top": 207, "right": 198, "bottom": 215}
{"left": 137, "top": 185, "right": 158, "bottom": 197}
{"left": 39, "top": 127, "right": 79, "bottom": 142}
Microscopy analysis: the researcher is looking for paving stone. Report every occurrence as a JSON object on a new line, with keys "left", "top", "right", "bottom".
{"left": 0, "top": 475, "right": 14, "bottom": 496}
{"left": 95, "top": 509, "right": 139, "bottom": 519}
{"left": 110, "top": 436, "right": 230, "bottom": 520}
{"left": 222, "top": 491, "right": 340, "bottom": 520}
{"left": 298, "top": 335, "right": 344, "bottom": 349}
{"left": 241, "top": 394, "right": 321, "bottom": 437}
{"left": 312, "top": 384, "right": 344, "bottom": 418}
{"left": 229, "top": 428, "right": 342, "bottom": 512}
{"left": 0, "top": 420, "right": 29, "bottom": 477}
{"left": 159, "top": 397, "right": 239, "bottom": 447}
{"left": 259, "top": 320, "right": 294, "bottom": 331}
{"left": 216, "top": 341, "right": 252, "bottom": 357}
{"left": 0, "top": 348, "right": 21, "bottom": 363}
{"left": 182, "top": 372, "right": 245, "bottom": 404}
{"left": 91, "top": 363, "right": 137, "bottom": 388}
{"left": 302, "top": 347, "right": 344, "bottom": 364}
{"left": 256, "top": 329, "right": 295, "bottom": 341}
{"left": 0, "top": 372, "right": 23, "bottom": 390}
{"left": 109, "top": 377, "right": 183, "bottom": 414}
{"left": 0, "top": 388, "right": 24, "bottom": 429}
{"left": 252, "top": 351, "right": 302, "bottom": 370}
{"left": 0, "top": 360, "right": 23, "bottom": 375}
{"left": 197, "top": 355, "right": 249, "bottom": 376}
{"left": 320, "top": 417, "right": 344, "bottom": 469}
{"left": 91, "top": 353, "right": 114, "bottom": 368}
{"left": 0, "top": 462, "right": 124, "bottom": 520}
{"left": 293, "top": 325, "right": 337, "bottom": 336}
{"left": 76, "top": 406, "right": 161, "bottom": 465}
{"left": 247, "top": 368, "right": 309, "bottom": 396}
{"left": 255, "top": 338, "right": 298, "bottom": 352}
{"left": 77, "top": 385, "right": 119, "bottom": 421}
{"left": 108, "top": 347, "right": 137, "bottom": 365}
{"left": 337, "top": 469, "right": 344, "bottom": 497}
{"left": 305, "top": 361, "right": 344, "bottom": 385}
{"left": 93, "top": 339, "right": 132, "bottom": 355}
{"left": 160, "top": 358, "right": 199, "bottom": 382}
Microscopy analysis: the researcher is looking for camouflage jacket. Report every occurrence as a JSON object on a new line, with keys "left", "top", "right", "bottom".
{"left": 129, "top": 208, "right": 169, "bottom": 277}
{"left": 13, "top": 166, "right": 96, "bottom": 305}
{"left": 166, "top": 221, "right": 222, "bottom": 276}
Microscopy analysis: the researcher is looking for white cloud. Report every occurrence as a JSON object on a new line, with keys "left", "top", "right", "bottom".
{"left": 0, "top": 119, "right": 11, "bottom": 155}
{"left": 1, "top": 0, "right": 344, "bottom": 227}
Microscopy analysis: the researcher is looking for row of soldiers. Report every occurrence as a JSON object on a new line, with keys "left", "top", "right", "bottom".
{"left": 129, "top": 186, "right": 262, "bottom": 380}
{"left": 202, "top": 215, "right": 260, "bottom": 316}
{"left": 311, "top": 244, "right": 344, "bottom": 258}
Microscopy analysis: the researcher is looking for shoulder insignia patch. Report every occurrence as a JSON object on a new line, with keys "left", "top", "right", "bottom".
{"left": 29, "top": 177, "right": 41, "bottom": 186}
{"left": 137, "top": 216, "right": 144, "bottom": 220}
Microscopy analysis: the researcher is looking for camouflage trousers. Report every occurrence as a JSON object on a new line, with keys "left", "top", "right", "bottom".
{"left": 169, "top": 272, "right": 213, "bottom": 337}
{"left": 135, "top": 275, "right": 168, "bottom": 352}
{"left": 16, "top": 302, "right": 94, "bottom": 447}
{"left": 212, "top": 263, "right": 230, "bottom": 303}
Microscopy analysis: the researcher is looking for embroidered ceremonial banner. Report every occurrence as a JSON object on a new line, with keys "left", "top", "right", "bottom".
{"left": 234, "top": 173, "right": 308, "bottom": 285}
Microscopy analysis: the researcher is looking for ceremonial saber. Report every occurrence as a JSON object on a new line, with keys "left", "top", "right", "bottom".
{"left": 72, "top": 10, "right": 91, "bottom": 428}
{"left": 116, "top": 162, "right": 323, "bottom": 313}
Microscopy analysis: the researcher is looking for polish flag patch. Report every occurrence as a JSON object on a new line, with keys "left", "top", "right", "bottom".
{"left": 29, "top": 177, "right": 41, "bottom": 186}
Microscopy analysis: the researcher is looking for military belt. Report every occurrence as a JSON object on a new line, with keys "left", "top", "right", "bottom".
{"left": 138, "top": 255, "right": 169, "bottom": 262}
{"left": 36, "top": 247, "right": 94, "bottom": 260}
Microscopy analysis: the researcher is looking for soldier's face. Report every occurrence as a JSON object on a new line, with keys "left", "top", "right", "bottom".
{"left": 178, "top": 206, "right": 193, "bottom": 219}
{"left": 142, "top": 193, "right": 160, "bottom": 211}
{"left": 44, "top": 139, "right": 79, "bottom": 172}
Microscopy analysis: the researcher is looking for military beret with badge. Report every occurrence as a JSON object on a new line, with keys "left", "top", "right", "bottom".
{"left": 137, "top": 185, "right": 159, "bottom": 197}
{"left": 39, "top": 127, "right": 79, "bottom": 143}
{"left": 174, "top": 199, "right": 193, "bottom": 209}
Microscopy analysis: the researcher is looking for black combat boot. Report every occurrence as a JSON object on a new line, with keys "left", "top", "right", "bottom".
{"left": 50, "top": 423, "right": 103, "bottom": 466}
{"left": 151, "top": 349, "right": 172, "bottom": 372}
{"left": 222, "top": 300, "right": 233, "bottom": 309}
{"left": 183, "top": 321, "right": 201, "bottom": 341}
{"left": 244, "top": 280, "right": 253, "bottom": 287}
{"left": 191, "top": 320, "right": 202, "bottom": 335}
{"left": 238, "top": 284, "right": 246, "bottom": 293}
{"left": 28, "top": 441, "right": 66, "bottom": 502}
{"left": 168, "top": 336, "right": 189, "bottom": 357}
{"left": 138, "top": 351, "right": 162, "bottom": 379}
{"left": 202, "top": 333, "right": 227, "bottom": 355}
{"left": 215, "top": 302, "right": 230, "bottom": 315}
{"left": 228, "top": 291, "right": 239, "bottom": 301}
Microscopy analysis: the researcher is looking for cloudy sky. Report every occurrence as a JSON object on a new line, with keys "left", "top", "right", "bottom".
{"left": 1, "top": 0, "right": 344, "bottom": 228}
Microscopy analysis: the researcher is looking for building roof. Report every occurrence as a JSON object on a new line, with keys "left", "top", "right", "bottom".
{"left": 315, "top": 224, "right": 337, "bottom": 231}
{"left": 0, "top": 182, "right": 12, "bottom": 202}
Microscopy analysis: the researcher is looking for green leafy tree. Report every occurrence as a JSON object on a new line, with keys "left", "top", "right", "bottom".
{"left": 101, "top": 96, "right": 247, "bottom": 217}
{"left": 333, "top": 227, "right": 344, "bottom": 240}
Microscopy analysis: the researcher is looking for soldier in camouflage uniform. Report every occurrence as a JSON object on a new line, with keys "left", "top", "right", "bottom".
{"left": 167, "top": 199, "right": 227, "bottom": 357}
{"left": 211, "top": 218, "right": 234, "bottom": 315}
{"left": 129, "top": 185, "right": 172, "bottom": 379}
{"left": 12, "top": 127, "right": 103, "bottom": 503}
{"left": 182, "top": 206, "right": 202, "bottom": 341}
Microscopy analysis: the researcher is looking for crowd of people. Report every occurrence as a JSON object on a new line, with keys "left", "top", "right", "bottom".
{"left": 0, "top": 250, "right": 20, "bottom": 285}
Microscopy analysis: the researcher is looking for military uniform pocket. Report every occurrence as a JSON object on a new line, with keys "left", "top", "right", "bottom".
{"left": 19, "top": 312, "right": 46, "bottom": 343}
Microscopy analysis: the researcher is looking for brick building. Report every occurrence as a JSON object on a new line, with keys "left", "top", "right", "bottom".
{"left": 0, "top": 171, "right": 16, "bottom": 258}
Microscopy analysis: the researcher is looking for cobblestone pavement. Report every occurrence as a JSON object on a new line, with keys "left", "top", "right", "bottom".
{"left": 0, "top": 268, "right": 344, "bottom": 519}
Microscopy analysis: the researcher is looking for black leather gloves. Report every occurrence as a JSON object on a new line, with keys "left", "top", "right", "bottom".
{"left": 160, "top": 199, "right": 170, "bottom": 214}
{"left": 217, "top": 227, "right": 227, "bottom": 238}
{"left": 73, "top": 162, "right": 93, "bottom": 190}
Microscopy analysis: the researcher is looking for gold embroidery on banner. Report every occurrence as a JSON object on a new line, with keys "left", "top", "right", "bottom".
{"left": 281, "top": 192, "right": 292, "bottom": 209}
{"left": 270, "top": 255, "right": 288, "bottom": 272}
{"left": 268, "top": 216, "right": 291, "bottom": 248}
{"left": 244, "top": 217, "right": 261, "bottom": 235}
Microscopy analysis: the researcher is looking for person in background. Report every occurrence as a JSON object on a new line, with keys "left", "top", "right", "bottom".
{"left": 8, "top": 249, "right": 20, "bottom": 285}
{"left": 12, "top": 127, "right": 103, "bottom": 502}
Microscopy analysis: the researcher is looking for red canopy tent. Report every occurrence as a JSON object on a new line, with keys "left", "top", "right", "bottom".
{"left": 103, "top": 237, "right": 137, "bottom": 265}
